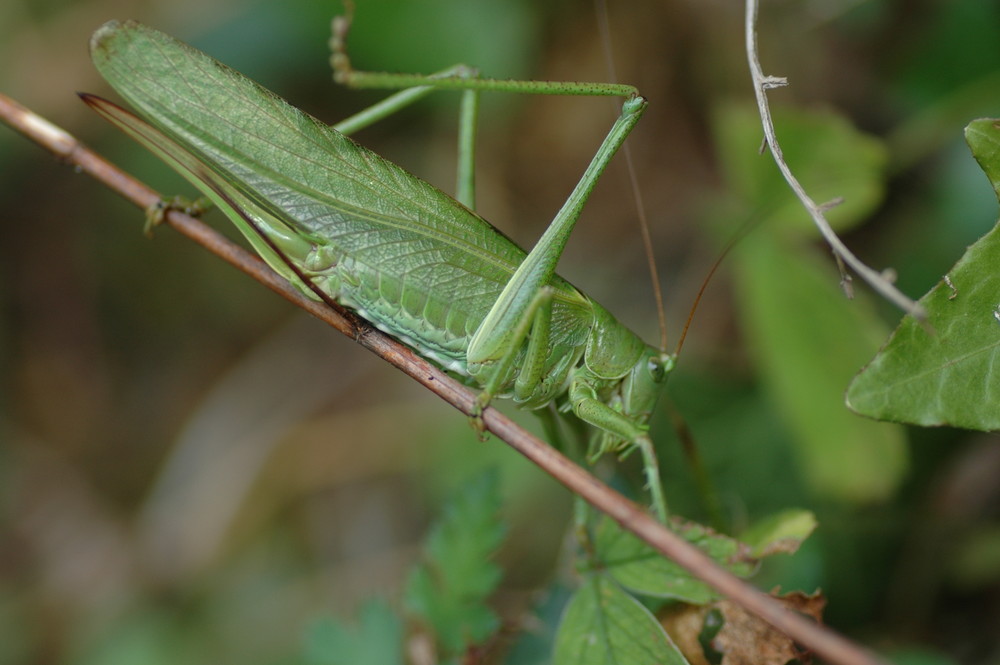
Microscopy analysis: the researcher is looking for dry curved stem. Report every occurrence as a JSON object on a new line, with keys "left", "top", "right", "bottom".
{"left": 0, "top": 91, "right": 887, "bottom": 665}
{"left": 745, "top": 0, "right": 925, "bottom": 320}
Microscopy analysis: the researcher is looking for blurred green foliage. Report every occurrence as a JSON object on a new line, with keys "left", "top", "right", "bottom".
{"left": 2, "top": 0, "right": 1000, "bottom": 663}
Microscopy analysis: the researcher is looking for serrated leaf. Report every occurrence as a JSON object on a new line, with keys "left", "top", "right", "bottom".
{"left": 593, "top": 517, "right": 755, "bottom": 604}
{"left": 736, "top": 233, "right": 909, "bottom": 501}
{"left": 403, "top": 469, "right": 506, "bottom": 656}
{"left": 847, "top": 119, "right": 1000, "bottom": 431}
{"left": 553, "top": 574, "right": 688, "bottom": 665}
{"left": 303, "top": 599, "right": 403, "bottom": 665}
{"left": 714, "top": 102, "right": 887, "bottom": 237}
{"left": 740, "top": 509, "right": 817, "bottom": 558}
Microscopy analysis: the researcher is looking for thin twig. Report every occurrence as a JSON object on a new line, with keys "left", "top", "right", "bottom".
{"left": 744, "top": 0, "right": 925, "bottom": 320}
{"left": 0, "top": 91, "right": 887, "bottom": 665}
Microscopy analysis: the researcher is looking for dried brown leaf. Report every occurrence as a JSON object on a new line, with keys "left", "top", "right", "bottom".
{"left": 661, "top": 589, "right": 827, "bottom": 665}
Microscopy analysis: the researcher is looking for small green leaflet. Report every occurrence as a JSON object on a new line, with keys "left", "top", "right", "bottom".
{"left": 553, "top": 575, "right": 688, "bottom": 665}
{"left": 740, "top": 509, "right": 817, "bottom": 559}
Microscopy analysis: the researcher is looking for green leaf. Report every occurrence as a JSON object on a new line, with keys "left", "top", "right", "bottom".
{"left": 968, "top": 118, "right": 1000, "bottom": 198}
{"left": 553, "top": 574, "right": 688, "bottom": 665}
{"left": 593, "top": 517, "right": 755, "bottom": 604}
{"left": 713, "top": 102, "right": 887, "bottom": 238}
{"left": 303, "top": 599, "right": 404, "bottom": 665}
{"left": 736, "top": 233, "right": 909, "bottom": 501}
{"left": 847, "top": 119, "right": 1000, "bottom": 431}
{"left": 403, "top": 469, "right": 506, "bottom": 657}
{"left": 740, "top": 509, "right": 817, "bottom": 558}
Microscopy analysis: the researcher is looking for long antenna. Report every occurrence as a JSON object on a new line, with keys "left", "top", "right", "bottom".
{"left": 673, "top": 217, "right": 757, "bottom": 358}
{"left": 593, "top": 0, "right": 669, "bottom": 353}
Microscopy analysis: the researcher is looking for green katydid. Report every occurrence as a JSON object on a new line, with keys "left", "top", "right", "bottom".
{"left": 83, "top": 18, "right": 676, "bottom": 521}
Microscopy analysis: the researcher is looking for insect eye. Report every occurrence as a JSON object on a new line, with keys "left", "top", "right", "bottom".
{"left": 647, "top": 358, "right": 665, "bottom": 382}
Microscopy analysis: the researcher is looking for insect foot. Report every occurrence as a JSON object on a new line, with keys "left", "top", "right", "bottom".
{"left": 469, "top": 393, "right": 493, "bottom": 442}
{"left": 143, "top": 195, "right": 209, "bottom": 236}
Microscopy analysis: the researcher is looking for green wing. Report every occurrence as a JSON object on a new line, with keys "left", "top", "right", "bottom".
{"left": 88, "top": 20, "right": 596, "bottom": 365}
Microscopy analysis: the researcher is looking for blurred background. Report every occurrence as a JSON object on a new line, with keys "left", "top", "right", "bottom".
{"left": 2, "top": 0, "right": 999, "bottom": 662}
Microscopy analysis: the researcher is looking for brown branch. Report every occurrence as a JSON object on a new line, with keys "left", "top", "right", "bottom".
{"left": 0, "top": 91, "right": 888, "bottom": 665}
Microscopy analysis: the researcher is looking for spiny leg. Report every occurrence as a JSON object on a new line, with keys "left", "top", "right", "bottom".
{"left": 469, "top": 285, "right": 555, "bottom": 434}
{"left": 455, "top": 88, "right": 479, "bottom": 209}
{"left": 463, "top": 96, "right": 645, "bottom": 439}
{"left": 330, "top": 5, "right": 641, "bottom": 213}
{"left": 332, "top": 7, "right": 636, "bottom": 97}
{"left": 467, "top": 96, "right": 646, "bottom": 368}
{"left": 466, "top": 93, "right": 645, "bottom": 419}
{"left": 635, "top": 435, "right": 668, "bottom": 524}
{"left": 571, "top": 388, "right": 668, "bottom": 522}
{"left": 331, "top": 9, "right": 480, "bottom": 210}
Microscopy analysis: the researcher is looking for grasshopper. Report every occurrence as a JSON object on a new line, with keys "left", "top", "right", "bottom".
{"left": 83, "top": 18, "right": 675, "bottom": 520}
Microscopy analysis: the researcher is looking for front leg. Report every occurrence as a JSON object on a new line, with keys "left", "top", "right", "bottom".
{"left": 569, "top": 380, "right": 668, "bottom": 522}
{"left": 143, "top": 195, "right": 211, "bottom": 236}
